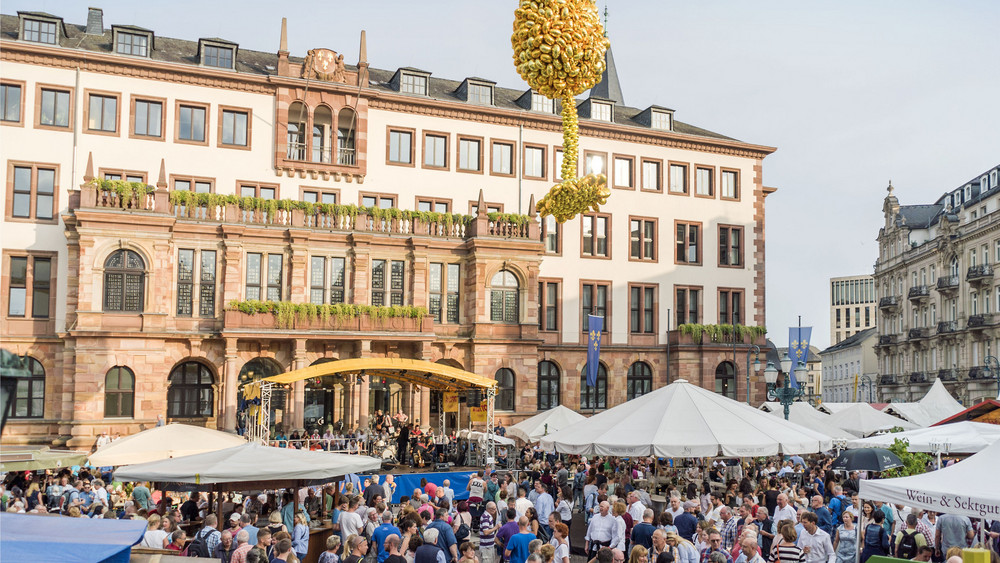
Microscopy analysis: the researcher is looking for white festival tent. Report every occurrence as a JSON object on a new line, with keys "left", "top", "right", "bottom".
{"left": 859, "top": 438, "right": 1000, "bottom": 520}
{"left": 457, "top": 429, "right": 516, "bottom": 446}
{"left": 816, "top": 403, "right": 862, "bottom": 415}
{"left": 846, "top": 420, "right": 1000, "bottom": 453}
{"left": 539, "top": 379, "right": 834, "bottom": 457}
{"left": 758, "top": 402, "right": 855, "bottom": 440}
{"left": 89, "top": 423, "right": 247, "bottom": 466}
{"left": 825, "top": 403, "right": 919, "bottom": 437}
{"left": 882, "top": 380, "right": 965, "bottom": 427}
{"left": 507, "top": 405, "right": 587, "bottom": 443}
{"left": 114, "top": 442, "right": 382, "bottom": 489}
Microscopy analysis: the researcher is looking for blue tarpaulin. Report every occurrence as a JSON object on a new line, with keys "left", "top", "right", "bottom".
{"left": 375, "top": 470, "right": 476, "bottom": 503}
{"left": 0, "top": 512, "right": 147, "bottom": 563}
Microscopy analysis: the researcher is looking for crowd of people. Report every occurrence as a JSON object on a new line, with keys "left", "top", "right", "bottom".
{"left": 3, "top": 449, "right": 999, "bottom": 563}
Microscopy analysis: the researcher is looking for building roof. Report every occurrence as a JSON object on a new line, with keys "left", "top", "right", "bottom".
{"left": 819, "top": 327, "right": 877, "bottom": 355}
{"left": 776, "top": 345, "right": 822, "bottom": 363}
{"left": 896, "top": 204, "right": 944, "bottom": 228}
{"left": 0, "top": 12, "right": 741, "bottom": 144}
{"left": 589, "top": 44, "right": 624, "bottom": 105}
{"left": 933, "top": 399, "right": 1000, "bottom": 426}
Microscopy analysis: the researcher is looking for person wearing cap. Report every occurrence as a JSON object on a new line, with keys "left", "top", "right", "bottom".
{"left": 675, "top": 502, "right": 699, "bottom": 543}
{"left": 228, "top": 512, "right": 243, "bottom": 537}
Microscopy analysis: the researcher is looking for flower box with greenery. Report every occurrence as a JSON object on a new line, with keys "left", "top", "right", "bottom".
{"left": 224, "top": 300, "right": 433, "bottom": 332}
{"left": 674, "top": 323, "right": 768, "bottom": 345}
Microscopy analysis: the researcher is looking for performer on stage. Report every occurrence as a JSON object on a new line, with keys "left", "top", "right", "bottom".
{"left": 396, "top": 422, "right": 410, "bottom": 464}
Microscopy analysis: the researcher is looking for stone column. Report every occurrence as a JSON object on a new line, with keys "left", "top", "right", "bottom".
{"left": 291, "top": 338, "right": 307, "bottom": 429}
{"left": 359, "top": 375, "right": 370, "bottom": 428}
{"left": 420, "top": 387, "right": 430, "bottom": 430}
{"left": 223, "top": 337, "right": 239, "bottom": 432}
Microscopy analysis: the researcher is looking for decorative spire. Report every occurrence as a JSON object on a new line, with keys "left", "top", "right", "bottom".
{"left": 476, "top": 189, "right": 486, "bottom": 218}
{"left": 156, "top": 159, "right": 167, "bottom": 189}
{"left": 83, "top": 151, "right": 94, "bottom": 182}
{"left": 589, "top": 44, "right": 623, "bottom": 104}
{"left": 279, "top": 17, "right": 288, "bottom": 53}
{"left": 528, "top": 193, "right": 536, "bottom": 215}
{"left": 603, "top": 5, "right": 609, "bottom": 38}
{"left": 887, "top": 180, "right": 893, "bottom": 194}
{"left": 358, "top": 30, "right": 368, "bottom": 66}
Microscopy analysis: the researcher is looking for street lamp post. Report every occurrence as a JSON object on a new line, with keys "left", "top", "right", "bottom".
{"left": 745, "top": 345, "right": 761, "bottom": 405}
{"left": 981, "top": 355, "right": 1000, "bottom": 400}
{"left": 859, "top": 374, "right": 874, "bottom": 403}
{"left": 763, "top": 352, "right": 806, "bottom": 420}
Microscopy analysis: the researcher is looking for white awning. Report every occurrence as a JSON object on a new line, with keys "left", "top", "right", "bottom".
{"left": 89, "top": 423, "right": 247, "bottom": 466}
{"left": 846, "top": 420, "right": 1000, "bottom": 453}
{"left": 507, "top": 405, "right": 587, "bottom": 442}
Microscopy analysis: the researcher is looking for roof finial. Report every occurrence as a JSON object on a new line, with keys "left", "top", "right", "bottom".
{"left": 887, "top": 179, "right": 893, "bottom": 194}
{"left": 603, "top": 5, "right": 609, "bottom": 38}
{"left": 279, "top": 17, "right": 288, "bottom": 53}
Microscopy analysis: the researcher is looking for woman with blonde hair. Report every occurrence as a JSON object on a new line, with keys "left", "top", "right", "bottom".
{"left": 141, "top": 513, "right": 168, "bottom": 548}
{"left": 629, "top": 545, "right": 649, "bottom": 563}
{"left": 613, "top": 501, "right": 628, "bottom": 551}
{"left": 539, "top": 543, "right": 556, "bottom": 563}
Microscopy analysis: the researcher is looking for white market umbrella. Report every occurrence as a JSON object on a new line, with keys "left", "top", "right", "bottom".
{"left": 846, "top": 420, "right": 1000, "bottom": 454}
{"left": 507, "top": 405, "right": 587, "bottom": 442}
{"left": 826, "top": 403, "right": 919, "bottom": 437}
{"left": 539, "top": 379, "right": 833, "bottom": 457}
{"left": 114, "top": 442, "right": 381, "bottom": 489}
{"left": 859, "top": 438, "right": 1000, "bottom": 519}
{"left": 759, "top": 402, "right": 855, "bottom": 440}
{"left": 89, "top": 423, "right": 247, "bottom": 466}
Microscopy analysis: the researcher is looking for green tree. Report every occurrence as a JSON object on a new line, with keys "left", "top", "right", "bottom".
{"left": 882, "top": 434, "right": 932, "bottom": 478}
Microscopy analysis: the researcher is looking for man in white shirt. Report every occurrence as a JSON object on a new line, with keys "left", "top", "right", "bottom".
{"left": 627, "top": 491, "right": 646, "bottom": 524}
{"left": 667, "top": 495, "right": 685, "bottom": 522}
{"left": 586, "top": 501, "right": 617, "bottom": 559}
{"left": 772, "top": 494, "right": 797, "bottom": 525}
{"left": 739, "top": 537, "right": 766, "bottom": 563}
{"left": 514, "top": 487, "right": 533, "bottom": 518}
{"left": 340, "top": 496, "right": 364, "bottom": 545}
{"left": 707, "top": 494, "right": 725, "bottom": 526}
{"left": 797, "top": 512, "right": 835, "bottom": 563}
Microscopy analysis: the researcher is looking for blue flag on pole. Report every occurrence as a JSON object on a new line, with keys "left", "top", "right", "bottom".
{"left": 586, "top": 315, "right": 603, "bottom": 387}
{"left": 788, "top": 326, "right": 812, "bottom": 389}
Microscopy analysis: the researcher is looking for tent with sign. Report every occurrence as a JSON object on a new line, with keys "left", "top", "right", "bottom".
{"left": 825, "top": 403, "right": 919, "bottom": 437}
{"left": 846, "top": 420, "right": 1000, "bottom": 454}
{"left": 507, "top": 405, "right": 587, "bottom": 443}
{"left": 858, "top": 437, "right": 1000, "bottom": 519}
{"left": 540, "top": 379, "right": 833, "bottom": 457}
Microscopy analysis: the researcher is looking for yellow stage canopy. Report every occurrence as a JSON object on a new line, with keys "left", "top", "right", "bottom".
{"left": 261, "top": 358, "right": 496, "bottom": 392}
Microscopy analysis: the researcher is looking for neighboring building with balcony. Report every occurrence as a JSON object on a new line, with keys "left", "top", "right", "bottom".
{"left": 830, "top": 275, "right": 876, "bottom": 344}
{"left": 819, "top": 327, "right": 877, "bottom": 403}
{"left": 875, "top": 164, "right": 1000, "bottom": 404}
{"left": 0, "top": 8, "right": 777, "bottom": 447}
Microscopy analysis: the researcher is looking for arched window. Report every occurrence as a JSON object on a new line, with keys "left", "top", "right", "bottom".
{"left": 168, "top": 362, "right": 215, "bottom": 418}
{"left": 105, "top": 366, "right": 135, "bottom": 417}
{"left": 287, "top": 101, "right": 307, "bottom": 160}
{"left": 104, "top": 249, "right": 145, "bottom": 312}
{"left": 490, "top": 270, "right": 519, "bottom": 323}
{"left": 537, "top": 361, "right": 560, "bottom": 410}
{"left": 715, "top": 362, "right": 736, "bottom": 400}
{"left": 950, "top": 256, "right": 960, "bottom": 277}
{"left": 11, "top": 356, "right": 44, "bottom": 419}
{"left": 337, "top": 108, "right": 357, "bottom": 165}
{"left": 312, "top": 106, "right": 333, "bottom": 163}
{"left": 627, "top": 361, "right": 653, "bottom": 400}
{"left": 495, "top": 368, "right": 516, "bottom": 411}
{"left": 580, "top": 362, "right": 607, "bottom": 410}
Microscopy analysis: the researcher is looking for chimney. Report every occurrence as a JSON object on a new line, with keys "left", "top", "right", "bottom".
{"left": 277, "top": 17, "right": 290, "bottom": 76}
{"left": 85, "top": 7, "right": 104, "bottom": 35}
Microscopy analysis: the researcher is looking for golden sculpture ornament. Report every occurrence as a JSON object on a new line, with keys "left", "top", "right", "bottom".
{"left": 512, "top": 0, "right": 611, "bottom": 222}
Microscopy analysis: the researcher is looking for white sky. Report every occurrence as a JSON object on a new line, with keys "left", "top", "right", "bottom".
{"left": 7, "top": 0, "right": 1000, "bottom": 349}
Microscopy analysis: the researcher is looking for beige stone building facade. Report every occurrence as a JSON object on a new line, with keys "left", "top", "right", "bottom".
{"left": 830, "top": 275, "right": 876, "bottom": 345}
{"left": 0, "top": 8, "right": 776, "bottom": 447}
{"left": 875, "top": 164, "right": 1000, "bottom": 405}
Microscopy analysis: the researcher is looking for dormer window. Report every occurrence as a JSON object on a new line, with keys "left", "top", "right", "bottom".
{"left": 114, "top": 29, "right": 151, "bottom": 57}
{"left": 651, "top": 110, "right": 672, "bottom": 131}
{"left": 204, "top": 45, "right": 233, "bottom": 68}
{"left": 23, "top": 19, "right": 57, "bottom": 44}
{"left": 400, "top": 73, "right": 428, "bottom": 95}
{"left": 531, "top": 92, "right": 554, "bottom": 113}
{"left": 468, "top": 83, "right": 493, "bottom": 105}
{"left": 591, "top": 101, "right": 612, "bottom": 122}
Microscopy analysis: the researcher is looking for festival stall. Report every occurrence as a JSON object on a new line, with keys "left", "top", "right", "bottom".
{"left": 846, "top": 420, "right": 1000, "bottom": 453}
{"left": 0, "top": 512, "right": 148, "bottom": 563}
{"left": 89, "top": 423, "right": 247, "bottom": 466}
{"left": 507, "top": 405, "right": 587, "bottom": 443}
{"left": 540, "top": 379, "right": 834, "bottom": 457}
{"left": 825, "top": 402, "right": 919, "bottom": 437}
{"left": 758, "top": 402, "right": 855, "bottom": 440}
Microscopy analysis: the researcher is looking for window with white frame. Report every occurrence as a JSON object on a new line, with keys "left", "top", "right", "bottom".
{"left": 468, "top": 83, "right": 493, "bottom": 105}
{"left": 23, "top": 19, "right": 56, "bottom": 44}
{"left": 400, "top": 73, "right": 428, "bottom": 95}
{"left": 591, "top": 101, "right": 612, "bottom": 122}
{"left": 651, "top": 110, "right": 671, "bottom": 130}
{"left": 531, "top": 92, "right": 554, "bottom": 113}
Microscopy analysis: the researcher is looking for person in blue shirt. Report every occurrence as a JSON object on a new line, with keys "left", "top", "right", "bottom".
{"left": 809, "top": 495, "right": 834, "bottom": 536}
{"left": 373, "top": 511, "right": 402, "bottom": 563}
{"left": 241, "top": 512, "right": 259, "bottom": 546}
{"left": 427, "top": 508, "right": 459, "bottom": 563}
{"left": 78, "top": 480, "right": 96, "bottom": 510}
{"left": 505, "top": 517, "right": 536, "bottom": 563}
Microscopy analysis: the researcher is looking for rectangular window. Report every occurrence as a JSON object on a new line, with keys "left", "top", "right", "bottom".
{"left": 178, "top": 104, "right": 207, "bottom": 142}
{"left": 133, "top": 99, "right": 162, "bottom": 137}
{"left": 310, "top": 256, "right": 327, "bottom": 305}
{"left": 591, "top": 101, "right": 612, "bottom": 122}
{"left": 695, "top": 166, "right": 714, "bottom": 197}
{"left": 585, "top": 151, "right": 607, "bottom": 176}
{"left": 630, "top": 284, "right": 656, "bottom": 333}
{"left": 39, "top": 88, "right": 71, "bottom": 128}
{"left": 429, "top": 263, "right": 443, "bottom": 321}
{"left": 719, "top": 289, "right": 744, "bottom": 325}
{"left": 116, "top": 32, "right": 149, "bottom": 56}
{"left": 524, "top": 145, "right": 545, "bottom": 179}
{"left": 1, "top": 83, "right": 22, "bottom": 123}
{"left": 718, "top": 225, "right": 743, "bottom": 267}
{"left": 613, "top": 156, "right": 634, "bottom": 188}
{"left": 582, "top": 213, "right": 610, "bottom": 258}
{"left": 836, "top": 309, "right": 841, "bottom": 329}
{"left": 630, "top": 217, "right": 657, "bottom": 261}
{"left": 721, "top": 169, "right": 739, "bottom": 199}
{"left": 458, "top": 137, "right": 482, "bottom": 172}
{"left": 173, "top": 177, "right": 213, "bottom": 193}
{"left": 221, "top": 108, "right": 249, "bottom": 146}
{"left": 446, "top": 263, "right": 460, "bottom": 323}
{"left": 676, "top": 221, "right": 701, "bottom": 265}
{"left": 491, "top": 141, "right": 513, "bottom": 175}
{"left": 651, "top": 110, "right": 671, "bottom": 130}
{"left": 30, "top": 257, "right": 51, "bottom": 318}
{"left": 641, "top": 159, "right": 661, "bottom": 192}
{"left": 372, "top": 259, "right": 405, "bottom": 306}
{"left": 199, "top": 251, "right": 216, "bottom": 317}
{"left": 330, "top": 257, "right": 346, "bottom": 304}
{"left": 539, "top": 280, "right": 560, "bottom": 331}
{"left": 423, "top": 133, "right": 448, "bottom": 169}
{"left": 361, "top": 193, "right": 395, "bottom": 208}
{"left": 542, "top": 215, "right": 560, "bottom": 254}
{"left": 8, "top": 256, "right": 27, "bottom": 317}
{"left": 203, "top": 45, "right": 234, "bottom": 69}
{"left": 387, "top": 129, "right": 413, "bottom": 164}
{"left": 417, "top": 198, "right": 450, "bottom": 213}
{"left": 582, "top": 282, "right": 609, "bottom": 332}
{"left": 676, "top": 286, "right": 701, "bottom": 325}
{"left": 429, "top": 264, "right": 461, "bottom": 323}
{"left": 23, "top": 19, "right": 57, "bottom": 44}
{"left": 302, "top": 188, "right": 337, "bottom": 204}
{"left": 468, "top": 83, "right": 493, "bottom": 104}
{"left": 554, "top": 148, "right": 565, "bottom": 179}
{"left": 177, "top": 249, "right": 194, "bottom": 316}
{"left": 245, "top": 253, "right": 282, "bottom": 302}
{"left": 400, "top": 73, "right": 428, "bottom": 95}
{"left": 531, "top": 93, "right": 554, "bottom": 113}
{"left": 245, "top": 253, "right": 261, "bottom": 301}
{"left": 266, "top": 255, "right": 283, "bottom": 301}
{"left": 9, "top": 164, "right": 56, "bottom": 221}
{"left": 669, "top": 163, "right": 688, "bottom": 194}
{"left": 239, "top": 183, "right": 277, "bottom": 199}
